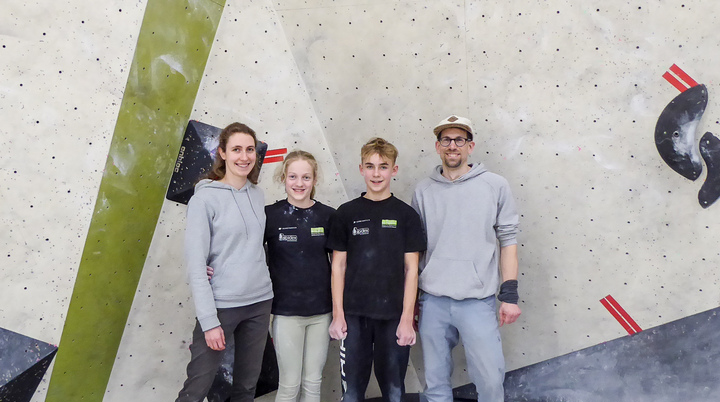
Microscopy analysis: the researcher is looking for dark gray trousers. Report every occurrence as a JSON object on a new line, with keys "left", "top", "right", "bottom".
{"left": 176, "top": 299, "right": 272, "bottom": 402}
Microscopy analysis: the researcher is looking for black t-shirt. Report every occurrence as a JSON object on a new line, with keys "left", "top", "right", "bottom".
{"left": 265, "top": 199, "right": 335, "bottom": 316}
{"left": 327, "top": 194, "right": 426, "bottom": 319}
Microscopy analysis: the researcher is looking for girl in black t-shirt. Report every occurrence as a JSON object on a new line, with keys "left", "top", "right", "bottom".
{"left": 264, "top": 150, "right": 335, "bottom": 402}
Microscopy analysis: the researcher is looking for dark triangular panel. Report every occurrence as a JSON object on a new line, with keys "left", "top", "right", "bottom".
{"left": 0, "top": 327, "right": 58, "bottom": 402}
{"left": 502, "top": 306, "right": 720, "bottom": 402}
{"left": 166, "top": 120, "right": 269, "bottom": 205}
{"left": 166, "top": 120, "right": 219, "bottom": 205}
{"left": 0, "top": 352, "right": 57, "bottom": 402}
{"left": 206, "top": 332, "right": 278, "bottom": 402}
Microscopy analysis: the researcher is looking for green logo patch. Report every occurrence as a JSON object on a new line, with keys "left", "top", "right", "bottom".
{"left": 311, "top": 227, "right": 325, "bottom": 236}
{"left": 381, "top": 219, "right": 397, "bottom": 228}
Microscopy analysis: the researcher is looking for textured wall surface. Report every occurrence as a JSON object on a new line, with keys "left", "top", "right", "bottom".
{"left": 2, "top": 0, "right": 720, "bottom": 401}
{"left": 0, "top": 1, "right": 147, "bottom": 401}
{"left": 44, "top": 0, "right": 226, "bottom": 400}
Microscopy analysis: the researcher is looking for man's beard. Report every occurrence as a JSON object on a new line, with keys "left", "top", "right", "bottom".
{"left": 443, "top": 154, "right": 463, "bottom": 169}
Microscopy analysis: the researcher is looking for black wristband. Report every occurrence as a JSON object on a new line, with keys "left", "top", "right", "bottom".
{"left": 497, "top": 280, "right": 519, "bottom": 304}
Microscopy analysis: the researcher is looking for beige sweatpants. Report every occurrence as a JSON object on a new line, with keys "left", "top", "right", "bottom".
{"left": 272, "top": 313, "right": 332, "bottom": 402}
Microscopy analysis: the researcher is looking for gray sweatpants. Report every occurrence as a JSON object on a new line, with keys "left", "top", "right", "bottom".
{"left": 418, "top": 293, "right": 505, "bottom": 402}
{"left": 176, "top": 299, "right": 272, "bottom": 402}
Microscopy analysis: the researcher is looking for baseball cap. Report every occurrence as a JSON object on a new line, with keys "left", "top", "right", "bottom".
{"left": 433, "top": 115, "right": 474, "bottom": 139}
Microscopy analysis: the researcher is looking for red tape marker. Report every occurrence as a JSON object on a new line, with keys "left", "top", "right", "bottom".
{"left": 266, "top": 148, "right": 288, "bottom": 157}
{"left": 264, "top": 156, "right": 284, "bottom": 164}
{"left": 663, "top": 64, "right": 699, "bottom": 92}
{"left": 669, "top": 64, "right": 699, "bottom": 87}
{"left": 662, "top": 71, "right": 689, "bottom": 93}
{"left": 600, "top": 298, "right": 635, "bottom": 335}
{"left": 605, "top": 295, "right": 642, "bottom": 333}
{"left": 600, "top": 295, "right": 642, "bottom": 335}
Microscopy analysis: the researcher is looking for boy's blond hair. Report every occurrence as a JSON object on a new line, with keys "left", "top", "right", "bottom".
{"left": 360, "top": 137, "right": 398, "bottom": 165}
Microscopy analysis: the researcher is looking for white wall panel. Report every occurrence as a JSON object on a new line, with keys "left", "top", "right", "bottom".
{"left": 278, "top": 0, "right": 469, "bottom": 203}
{"left": 0, "top": 1, "right": 146, "bottom": 401}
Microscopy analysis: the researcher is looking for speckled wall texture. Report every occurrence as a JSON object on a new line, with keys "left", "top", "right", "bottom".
{"left": 2, "top": 0, "right": 720, "bottom": 401}
{"left": 1, "top": 1, "right": 147, "bottom": 401}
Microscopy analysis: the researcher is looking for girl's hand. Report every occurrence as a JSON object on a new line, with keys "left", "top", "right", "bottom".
{"left": 204, "top": 326, "right": 225, "bottom": 350}
{"left": 328, "top": 316, "right": 347, "bottom": 340}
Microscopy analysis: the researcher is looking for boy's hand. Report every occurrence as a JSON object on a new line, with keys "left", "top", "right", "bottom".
{"left": 329, "top": 316, "right": 347, "bottom": 340}
{"left": 206, "top": 266, "right": 214, "bottom": 281}
{"left": 204, "top": 326, "right": 225, "bottom": 350}
{"left": 498, "top": 302, "right": 521, "bottom": 327}
{"left": 396, "top": 320, "right": 416, "bottom": 346}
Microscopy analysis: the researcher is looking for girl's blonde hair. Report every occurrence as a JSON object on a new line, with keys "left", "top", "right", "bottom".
{"left": 274, "top": 150, "right": 320, "bottom": 199}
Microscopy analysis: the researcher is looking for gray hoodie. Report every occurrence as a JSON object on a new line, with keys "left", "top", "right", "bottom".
{"left": 185, "top": 179, "right": 273, "bottom": 331}
{"left": 411, "top": 163, "right": 518, "bottom": 300}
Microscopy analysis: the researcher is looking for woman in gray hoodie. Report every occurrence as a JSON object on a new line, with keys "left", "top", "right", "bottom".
{"left": 176, "top": 122, "right": 273, "bottom": 402}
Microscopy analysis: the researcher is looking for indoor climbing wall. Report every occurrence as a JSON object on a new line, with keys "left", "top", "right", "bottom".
{"left": 2, "top": 1, "right": 720, "bottom": 402}
{"left": 1, "top": 1, "right": 150, "bottom": 401}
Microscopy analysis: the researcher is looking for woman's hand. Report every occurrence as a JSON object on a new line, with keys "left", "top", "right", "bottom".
{"left": 204, "top": 326, "right": 225, "bottom": 350}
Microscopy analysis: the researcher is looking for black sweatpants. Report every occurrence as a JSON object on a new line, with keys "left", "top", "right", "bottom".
{"left": 176, "top": 299, "right": 272, "bottom": 402}
{"left": 340, "top": 315, "right": 410, "bottom": 402}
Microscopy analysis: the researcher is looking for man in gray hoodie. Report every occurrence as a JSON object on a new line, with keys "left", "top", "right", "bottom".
{"left": 411, "top": 115, "right": 521, "bottom": 402}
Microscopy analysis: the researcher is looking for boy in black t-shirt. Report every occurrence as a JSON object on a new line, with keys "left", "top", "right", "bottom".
{"left": 327, "top": 137, "right": 426, "bottom": 402}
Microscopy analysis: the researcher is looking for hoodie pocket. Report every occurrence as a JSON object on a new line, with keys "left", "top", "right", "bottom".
{"left": 420, "top": 257, "right": 484, "bottom": 294}
{"left": 211, "top": 260, "right": 271, "bottom": 300}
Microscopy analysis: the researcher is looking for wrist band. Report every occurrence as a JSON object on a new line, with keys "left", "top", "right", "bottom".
{"left": 497, "top": 280, "right": 519, "bottom": 304}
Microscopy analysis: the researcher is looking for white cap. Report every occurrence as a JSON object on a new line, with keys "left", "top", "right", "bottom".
{"left": 433, "top": 115, "right": 474, "bottom": 138}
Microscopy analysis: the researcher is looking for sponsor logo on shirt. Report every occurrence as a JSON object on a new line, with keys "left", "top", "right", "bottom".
{"left": 279, "top": 233, "right": 298, "bottom": 242}
{"left": 352, "top": 227, "right": 370, "bottom": 236}
{"left": 311, "top": 227, "right": 325, "bottom": 236}
{"left": 353, "top": 219, "right": 370, "bottom": 224}
{"left": 381, "top": 219, "right": 397, "bottom": 228}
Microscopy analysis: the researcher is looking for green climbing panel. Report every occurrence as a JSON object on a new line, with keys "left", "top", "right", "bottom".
{"left": 45, "top": 1, "right": 225, "bottom": 401}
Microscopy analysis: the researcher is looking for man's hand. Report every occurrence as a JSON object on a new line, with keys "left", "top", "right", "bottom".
{"left": 204, "top": 326, "right": 225, "bottom": 350}
{"left": 498, "top": 302, "right": 521, "bottom": 327}
{"left": 206, "top": 266, "right": 214, "bottom": 281}
{"left": 329, "top": 316, "right": 348, "bottom": 340}
{"left": 396, "top": 319, "right": 416, "bottom": 346}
